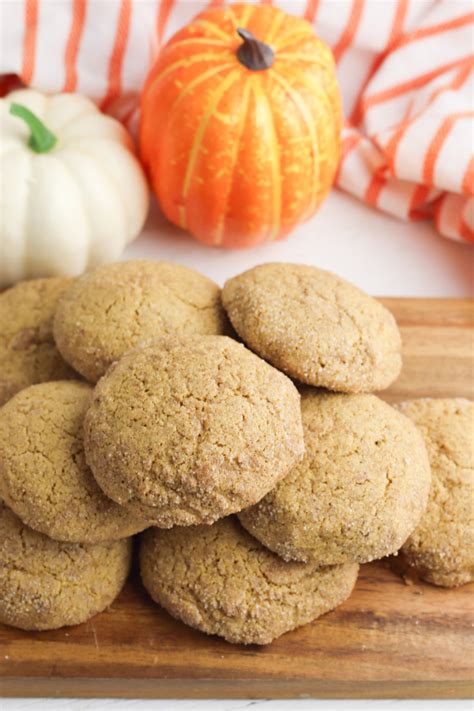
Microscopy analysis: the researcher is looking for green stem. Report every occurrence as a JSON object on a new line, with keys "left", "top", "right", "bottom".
{"left": 10, "top": 103, "right": 57, "bottom": 153}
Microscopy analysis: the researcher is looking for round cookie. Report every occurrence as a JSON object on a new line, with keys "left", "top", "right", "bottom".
{"left": 222, "top": 263, "right": 402, "bottom": 392}
{"left": 239, "top": 391, "right": 431, "bottom": 565}
{"left": 84, "top": 335, "right": 304, "bottom": 527}
{"left": 54, "top": 259, "right": 229, "bottom": 382}
{"left": 140, "top": 517, "right": 359, "bottom": 645}
{"left": 395, "top": 398, "right": 473, "bottom": 587}
{"left": 0, "top": 278, "right": 77, "bottom": 406}
{"left": 0, "top": 499, "right": 131, "bottom": 631}
{"left": 0, "top": 381, "right": 149, "bottom": 543}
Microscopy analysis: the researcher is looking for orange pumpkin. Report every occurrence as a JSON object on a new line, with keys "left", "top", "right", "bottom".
{"left": 140, "top": 3, "right": 342, "bottom": 249}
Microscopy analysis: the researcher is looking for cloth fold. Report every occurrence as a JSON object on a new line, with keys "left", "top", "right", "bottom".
{"left": 1, "top": 0, "right": 472, "bottom": 243}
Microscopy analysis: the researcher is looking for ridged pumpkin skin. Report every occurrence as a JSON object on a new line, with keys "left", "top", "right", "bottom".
{"left": 140, "top": 3, "right": 342, "bottom": 249}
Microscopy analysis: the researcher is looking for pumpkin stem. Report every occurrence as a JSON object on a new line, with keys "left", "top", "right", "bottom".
{"left": 9, "top": 103, "right": 57, "bottom": 153}
{"left": 236, "top": 28, "right": 274, "bottom": 71}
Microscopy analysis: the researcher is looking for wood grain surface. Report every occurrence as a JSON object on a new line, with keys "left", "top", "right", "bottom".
{"left": 0, "top": 298, "right": 473, "bottom": 700}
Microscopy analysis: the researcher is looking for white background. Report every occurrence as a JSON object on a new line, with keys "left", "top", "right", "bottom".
{"left": 124, "top": 190, "right": 473, "bottom": 297}
{"left": 3, "top": 192, "right": 473, "bottom": 710}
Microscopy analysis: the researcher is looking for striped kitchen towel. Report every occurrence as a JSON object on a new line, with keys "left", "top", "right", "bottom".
{"left": 1, "top": 0, "right": 473, "bottom": 244}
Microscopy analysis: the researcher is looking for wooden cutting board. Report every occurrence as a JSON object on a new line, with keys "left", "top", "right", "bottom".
{"left": 1, "top": 298, "right": 473, "bottom": 700}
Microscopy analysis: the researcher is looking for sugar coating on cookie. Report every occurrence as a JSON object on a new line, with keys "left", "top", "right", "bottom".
{"left": 395, "top": 398, "right": 473, "bottom": 587}
{"left": 222, "top": 263, "right": 402, "bottom": 392}
{"left": 140, "top": 517, "right": 358, "bottom": 645}
{"left": 0, "top": 500, "right": 131, "bottom": 631}
{"left": 0, "top": 381, "right": 149, "bottom": 543}
{"left": 239, "top": 391, "right": 431, "bottom": 565}
{"left": 84, "top": 336, "right": 305, "bottom": 527}
{"left": 0, "top": 278, "right": 77, "bottom": 406}
{"left": 53, "top": 260, "right": 229, "bottom": 382}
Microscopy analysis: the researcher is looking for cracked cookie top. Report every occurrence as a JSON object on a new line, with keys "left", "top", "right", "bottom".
{"left": 396, "top": 398, "right": 474, "bottom": 587}
{"left": 0, "top": 499, "right": 132, "bottom": 631}
{"left": 0, "top": 381, "right": 149, "bottom": 543}
{"left": 0, "top": 277, "right": 77, "bottom": 406}
{"left": 53, "top": 259, "right": 229, "bottom": 382}
{"left": 84, "top": 335, "right": 305, "bottom": 527}
{"left": 222, "top": 263, "right": 402, "bottom": 392}
{"left": 239, "top": 391, "right": 431, "bottom": 565}
{"left": 140, "top": 516, "right": 359, "bottom": 645}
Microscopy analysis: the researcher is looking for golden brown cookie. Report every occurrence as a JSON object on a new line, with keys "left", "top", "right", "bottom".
{"left": 84, "top": 336, "right": 304, "bottom": 527}
{"left": 222, "top": 263, "right": 402, "bottom": 392}
{"left": 0, "top": 278, "right": 77, "bottom": 406}
{"left": 140, "top": 517, "right": 359, "bottom": 645}
{"left": 394, "top": 398, "right": 473, "bottom": 587}
{"left": 239, "top": 391, "right": 431, "bottom": 565}
{"left": 0, "top": 381, "right": 149, "bottom": 543}
{"left": 53, "top": 259, "right": 229, "bottom": 382}
{"left": 0, "top": 499, "right": 131, "bottom": 631}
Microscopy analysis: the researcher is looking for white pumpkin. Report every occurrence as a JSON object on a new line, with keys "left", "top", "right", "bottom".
{"left": 0, "top": 90, "right": 149, "bottom": 287}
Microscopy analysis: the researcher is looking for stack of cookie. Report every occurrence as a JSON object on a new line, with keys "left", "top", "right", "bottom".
{"left": 0, "top": 261, "right": 471, "bottom": 644}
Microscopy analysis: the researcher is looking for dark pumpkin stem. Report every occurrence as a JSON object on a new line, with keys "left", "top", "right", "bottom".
{"left": 236, "top": 28, "right": 274, "bottom": 71}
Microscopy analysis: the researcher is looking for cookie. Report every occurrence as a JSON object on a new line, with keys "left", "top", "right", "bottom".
{"left": 0, "top": 278, "right": 77, "bottom": 406}
{"left": 53, "top": 259, "right": 229, "bottom": 382}
{"left": 140, "top": 517, "right": 359, "bottom": 645}
{"left": 84, "top": 336, "right": 304, "bottom": 527}
{"left": 0, "top": 499, "right": 131, "bottom": 631}
{"left": 222, "top": 263, "right": 402, "bottom": 392}
{"left": 395, "top": 398, "right": 473, "bottom": 587}
{"left": 0, "top": 381, "right": 149, "bottom": 543}
{"left": 239, "top": 391, "right": 431, "bottom": 565}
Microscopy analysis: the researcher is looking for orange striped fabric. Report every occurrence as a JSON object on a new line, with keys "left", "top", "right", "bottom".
{"left": 21, "top": 0, "right": 38, "bottom": 84}
{"left": 2, "top": 0, "right": 472, "bottom": 244}
{"left": 361, "top": 57, "right": 472, "bottom": 113}
{"left": 340, "top": 130, "right": 362, "bottom": 161}
{"left": 422, "top": 111, "right": 474, "bottom": 186}
{"left": 459, "top": 220, "right": 473, "bottom": 243}
{"left": 462, "top": 157, "right": 474, "bottom": 196}
{"left": 384, "top": 60, "right": 472, "bottom": 174}
{"left": 156, "top": 0, "right": 176, "bottom": 47}
{"left": 304, "top": 0, "right": 320, "bottom": 24}
{"left": 332, "top": 0, "right": 365, "bottom": 64}
{"left": 350, "top": 0, "right": 408, "bottom": 124}
{"left": 409, "top": 185, "right": 432, "bottom": 220}
{"left": 364, "top": 173, "right": 386, "bottom": 207}
{"left": 394, "top": 10, "right": 474, "bottom": 50}
{"left": 101, "top": 0, "right": 132, "bottom": 111}
{"left": 63, "top": 0, "right": 87, "bottom": 92}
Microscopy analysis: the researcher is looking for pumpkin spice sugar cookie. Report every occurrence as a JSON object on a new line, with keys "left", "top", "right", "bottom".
{"left": 239, "top": 391, "right": 431, "bottom": 566}
{"left": 54, "top": 259, "right": 229, "bottom": 382}
{"left": 140, "top": 517, "right": 359, "bottom": 645}
{"left": 0, "top": 381, "right": 149, "bottom": 543}
{"left": 394, "top": 398, "right": 474, "bottom": 587}
{"left": 0, "top": 277, "right": 77, "bottom": 406}
{"left": 222, "top": 263, "right": 402, "bottom": 392}
{"left": 0, "top": 499, "right": 132, "bottom": 631}
{"left": 84, "top": 336, "right": 305, "bottom": 527}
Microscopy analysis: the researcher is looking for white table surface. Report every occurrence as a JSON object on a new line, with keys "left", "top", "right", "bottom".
{"left": 123, "top": 189, "right": 473, "bottom": 297}
{"left": 3, "top": 191, "right": 473, "bottom": 711}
